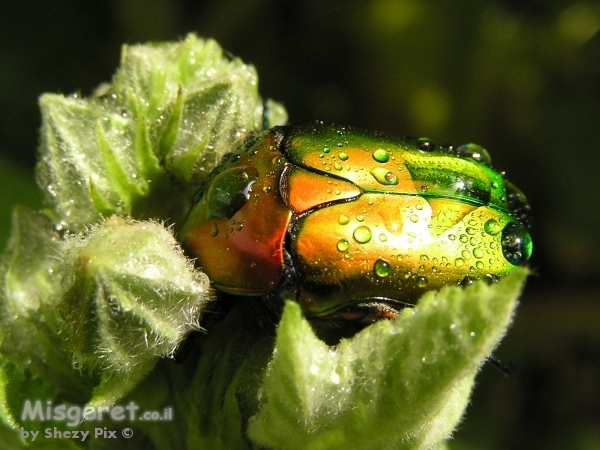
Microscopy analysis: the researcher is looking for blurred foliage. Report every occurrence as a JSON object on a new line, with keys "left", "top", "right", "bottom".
{"left": 0, "top": 0, "right": 599, "bottom": 448}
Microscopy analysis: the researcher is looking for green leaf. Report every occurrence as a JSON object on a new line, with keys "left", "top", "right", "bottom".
{"left": 247, "top": 268, "right": 528, "bottom": 449}
{"left": 56, "top": 217, "right": 211, "bottom": 407}
{"left": 36, "top": 34, "right": 287, "bottom": 230}
{"left": 0, "top": 208, "right": 91, "bottom": 439}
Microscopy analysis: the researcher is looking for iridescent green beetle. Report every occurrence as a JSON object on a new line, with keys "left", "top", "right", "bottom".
{"left": 179, "top": 122, "right": 532, "bottom": 324}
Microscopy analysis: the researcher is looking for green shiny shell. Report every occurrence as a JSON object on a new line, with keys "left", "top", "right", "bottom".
{"left": 179, "top": 123, "right": 533, "bottom": 319}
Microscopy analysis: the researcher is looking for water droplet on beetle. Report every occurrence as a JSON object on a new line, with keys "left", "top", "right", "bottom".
{"left": 374, "top": 259, "right": 391, "bottom": 277}
{"left": 338, "top": 214, "right": 350, "bottom": 225}
{"left": 372, "top": 149, "right": 390, "bottom": 163}
{"left": 356, "top": 214, "right": 364, "bottom": 222}
{"left": 456, "top": 143, "right": 492, "bottom": 165}
{"left": 410, "top": 214, "right": 419, "bottom": 223}
{"left": 455, "top": 258, "right": 464, "bottom": 267}
{"left": 370, "top": 167, "right": 399, "bottom": 185}
{"left": 323, "top": 146, "right": 330, "bottom": 153}
{"left": 379, "top": 233, "right": 388, "bottom": 242}
{"left": 353, "top": 226, "right": 372, "bottom": 243}
{"left": 262, "top": 186, "right": 271, "bottom": 193}
{"left": 484, "top": 219, "right": 502, "bottom": 236}
{"left": 334, "top": 162, "right": 343, "bottom": 171}
{"left": 337, "top": 239, "right": 350, "bottom": 252}
{"left": 416, "top": 276, "right": 428, "bottom": 287}
{"left": 339, "top": 152, "right": 349, "bottom": 161}
{"left": 473, "top": 247, "right": 484, "bottom": 259}
{"left": 501, "top": 222, "right": 533, "bottom": 265}
{"left": 210, "top": 224, "right": 219, "bottom": 237}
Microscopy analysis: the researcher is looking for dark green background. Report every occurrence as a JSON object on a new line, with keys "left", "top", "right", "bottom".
{"left": 1, "top": 1, "right": 599, "bottom": 448}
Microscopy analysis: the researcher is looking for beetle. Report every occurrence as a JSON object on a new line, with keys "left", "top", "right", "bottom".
{"left": 179, "top": 122, "right": 532, "bottom": 325}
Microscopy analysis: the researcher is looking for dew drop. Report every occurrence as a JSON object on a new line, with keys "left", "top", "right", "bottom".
{"left": 476, "top": 260, "right": 484, "bottom": 269}
{"left": 473, "top": 247, "right": 484, "bottom": 259}
{"left": 374, "top": 259, "right": 392, "bottom": 277}
{"left": 210, "top": 224, "right": 219, "bottom": 237}
{"left": 456, "top": 143, "right": 492, "bottom": 165}
{"left": 339, "top": 152, "right": 349, "bottom": 161}
{"left": 410, "top": 214, "right": 419, "bottom": 223}
{"left": 379, "top": 233, "right": 388, "bottom": 242}
{"left": 353, "top": 226, "right": 372, "bottom": 243}
{"left": 484, "top": 219, "right": 502, "bottom": 236}
{"left": 372, "top": 149, "right": 390, "bottom": 163}
{"left": 334, "top": 162, "right": 343, "bottom": 171}
{"left": 370, "top": 167, "right": 399, "bottom": 185}
{"left": 337, "top": 239, "right": 350, "bottom": 252}
{"left": 323, "top": 146, "right": 331, "bottom": 153}
{"left": 262, "top": 186, "right": 272, "bottom": 193}
{"left": 356, "top": 214, "right": 365, "bottom": 222}
{"left": 501, "top": 222, "right": 533, "bottom": 265}
{"left": 455, "top": 258, "right": 464, "bottom": 267}
{"left": 338, "top": 214, "right": 350, "bottom": 225}
{"left": 416, "top": 276, "right": 429, "bottom": 287}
